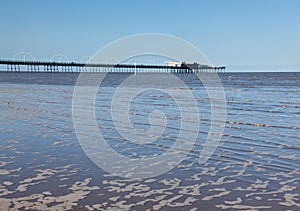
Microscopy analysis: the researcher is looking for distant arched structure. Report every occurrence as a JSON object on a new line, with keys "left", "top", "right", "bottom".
{"left": 13, "top": 51, "right": 35, "bottom": 61}
{"left": 80, "top": 56, "right": 90, "bottom": 64}
{"left": 50, "top": 54, "right": 69, "bottom": 63}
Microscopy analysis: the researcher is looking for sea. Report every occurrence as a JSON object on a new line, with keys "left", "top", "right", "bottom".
{"left": 0, "top": 72, "right": 299, "bottom": 210}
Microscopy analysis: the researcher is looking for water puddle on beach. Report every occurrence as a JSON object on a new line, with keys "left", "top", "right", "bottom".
{"left": 0, "top": 72, "right": 299, "bottom": 210}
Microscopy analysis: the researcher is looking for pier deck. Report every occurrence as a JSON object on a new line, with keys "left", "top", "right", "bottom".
{"left": 0, "top": 60, "right": 225, "bottom": 73}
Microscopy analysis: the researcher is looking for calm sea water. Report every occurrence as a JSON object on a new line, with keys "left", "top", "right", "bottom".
{"left": 0, "top": 72, "right": 299, "bottom": 210}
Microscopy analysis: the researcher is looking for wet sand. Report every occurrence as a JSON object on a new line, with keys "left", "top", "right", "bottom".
{"left": 0, "top": 72, "right": 299, "bottom": 210}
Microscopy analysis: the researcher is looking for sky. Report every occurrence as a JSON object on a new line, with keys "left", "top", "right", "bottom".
{"left": 0, "top": 0, "right": 300, "bottom": 71}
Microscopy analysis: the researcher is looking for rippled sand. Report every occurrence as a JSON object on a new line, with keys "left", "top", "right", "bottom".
{"left": 0, "top": 72, "right": 299, "bottom": 210}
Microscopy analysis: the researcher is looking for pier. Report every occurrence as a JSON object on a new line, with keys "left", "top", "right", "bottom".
{"left": 0, "top": 59, "right": 225, "bottom": 73}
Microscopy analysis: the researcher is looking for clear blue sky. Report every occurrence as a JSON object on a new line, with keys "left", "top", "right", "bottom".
{"left": 1, "top": 0, "right": 300, "bottom": 71}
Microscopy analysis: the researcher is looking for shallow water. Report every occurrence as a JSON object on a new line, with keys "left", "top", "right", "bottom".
{"left": 0, "top": 72, "right": 299, "bottom": 210}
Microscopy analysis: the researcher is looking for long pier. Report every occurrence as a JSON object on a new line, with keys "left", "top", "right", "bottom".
{"left": 0, "top": 60, "right": 225, "bottom": 73}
